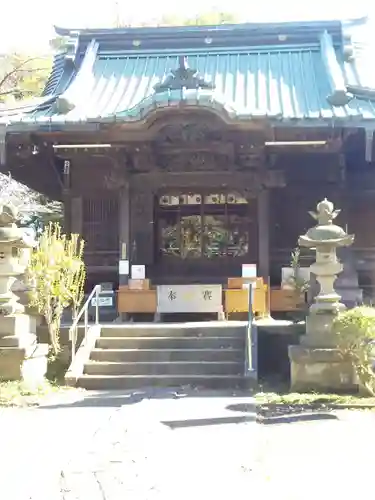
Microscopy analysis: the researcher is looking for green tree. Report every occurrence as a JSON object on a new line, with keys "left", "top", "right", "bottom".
{"left": 49, "top": 36, "right": 69, "bottom": 53}
{"left": 28, "top": 223, "right": 86, "bottom": 355}
{"left": 49, "top": 10, "right": 239, "bottom": 48}
{"left": 333, "top": 306, "right": 375, "bottom": 396}
{"left": 0, "top": 53, "right": 51, "bottom": 103}
{"left": 0, "top": 55, "right": 60, "bottom": 231}
{"left": 158, "top": 11, "right": 239, "bottom": 26}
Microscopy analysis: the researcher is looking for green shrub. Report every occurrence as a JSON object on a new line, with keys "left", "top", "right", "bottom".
{"left": 333, "top": 306, "right": 375, "bottom": 395}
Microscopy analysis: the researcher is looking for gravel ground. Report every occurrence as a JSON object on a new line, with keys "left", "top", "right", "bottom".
{"left": 1, "top": 389, "right": 374, "bottom": 499}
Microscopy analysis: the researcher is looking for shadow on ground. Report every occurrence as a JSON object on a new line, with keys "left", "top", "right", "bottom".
{"left": 39, "top": 388, "right": 256, "bottom": 409}
{"left": 257, "top": 412, "right": 339, "bottom": 425}
{"left": 226, "top": 403, "right": 256, "bottom": 413}
{"left": 161, "top": 414, "right": 256, "bottom": 429}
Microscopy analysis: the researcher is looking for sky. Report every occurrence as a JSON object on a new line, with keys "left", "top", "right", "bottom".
{"left": 0, "top": 0, "right": 374, "bottom": 53}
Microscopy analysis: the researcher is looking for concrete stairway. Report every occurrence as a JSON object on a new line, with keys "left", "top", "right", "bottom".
{"left": 77, "top": 322, "right": 247, "bottom": 390}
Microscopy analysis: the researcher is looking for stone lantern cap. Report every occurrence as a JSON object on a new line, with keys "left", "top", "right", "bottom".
{"left": 298, "top": 198, "right": 354, "bottom": 248}
{"left": 0, "top": 203, "right": 35, "bottom": 247}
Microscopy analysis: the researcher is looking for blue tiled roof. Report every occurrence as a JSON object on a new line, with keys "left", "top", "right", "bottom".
{"left": 4, "top": 17, "right": 375, "bottom": 131}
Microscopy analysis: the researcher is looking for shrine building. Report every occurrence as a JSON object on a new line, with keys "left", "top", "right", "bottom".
{"left": 2, "top": 17, "right": 375, "bottom": 299}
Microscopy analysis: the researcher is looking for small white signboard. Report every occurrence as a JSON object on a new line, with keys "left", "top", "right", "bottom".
{"left": 157, "top": 284, "right": 222, "bottom": 313}
{"left": 242, "top": 264, "right": 257, "bottom": 278}
{"left": 91, "top": 296, "right": 113, "bottom": 307}
{"left": 119, "top": 260, "right": 129, "bottom": 275}
{"left": 131, "top": 265, "right": 146, "bottom": 280}
{"left": 242, "top": 263, "right": 258, "bottom": 289}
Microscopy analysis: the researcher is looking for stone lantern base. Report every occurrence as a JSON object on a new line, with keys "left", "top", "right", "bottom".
{"left": 288, "top": 311, "right": 358, "bottom": 392}
{"left": 0, "top": 313, "right": 48, "bottom": 384}
{"left": 288, "top": 346, "right": 357, "bottom": 392}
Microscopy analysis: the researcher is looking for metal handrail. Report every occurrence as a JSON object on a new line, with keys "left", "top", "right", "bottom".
{"left": 69, "top": 284, "right": 101, "bottom": 363}
{"left": 245, "top": 282, "right": 256, "bottom": 377}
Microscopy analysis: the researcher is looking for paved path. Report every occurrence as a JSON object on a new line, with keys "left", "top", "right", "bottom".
{"left": 0, "top": 389, "right": 256, "bottom": 499}
{"left": 1, "top": 390, "right": 375, "bottom": 499}
{"left": 254, "top": 410, "right": 375, "bottom": 499}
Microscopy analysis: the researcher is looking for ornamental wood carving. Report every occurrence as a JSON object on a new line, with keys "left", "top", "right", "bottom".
{"left": 155, "top": 151, "right": 232, "bottom": 172}
{"left": 71, "top": 154, "right": 128, "bottom": 191}
{"left": 156, "top": 123, "right": 223, "bottom": 144}
{"left": 132, "top": 170, "right": 285, "bottom": 193}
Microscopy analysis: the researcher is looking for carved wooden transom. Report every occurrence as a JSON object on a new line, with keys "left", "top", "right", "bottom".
{"left": 155, "top": 123, "right": 223, "bottom": 144}
{"left": 156, "top": 151, "right": 232, "bottom": 172}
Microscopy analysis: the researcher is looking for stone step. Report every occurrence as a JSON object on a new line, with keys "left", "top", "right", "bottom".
{"left": 100, "top": 324, "right": 245, "bottom": 338}
{"left": 90, "top": 348, "right": 244, "bottom": 363}
{"left": 0, "top": 334, "right": 37, "bottom": 348}
{"left": 84, "top": 361, "right": 243, "bottom": 376}
{"left": 77, "top": 374, "right": 247, "bottom": 390}
{"left": 96, "top": 336, "right": 244, "bottom": 350}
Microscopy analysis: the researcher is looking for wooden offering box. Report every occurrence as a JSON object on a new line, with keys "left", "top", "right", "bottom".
{"left": 117, "top": 287, "right": 157, "bottom": 313}
{"left": 227, "top": 277, "right": 264, "bottom": 289}
{"left": 224, "top": 287, "right": 267, "bottom": 315}
{"left": 128, "top": 279, "right": 150, "bottom": 290}
{"left": 270, "top": 289, "right": 305, "bottom": 312}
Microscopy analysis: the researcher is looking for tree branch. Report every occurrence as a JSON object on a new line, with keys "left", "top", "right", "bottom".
{"left": 0, "top": 88, "right": 36, "bottom": 97}
{"left": 0, "top": 57, "right": 47, "bottom": 91}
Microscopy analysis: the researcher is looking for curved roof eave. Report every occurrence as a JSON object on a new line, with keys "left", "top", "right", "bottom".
{"left": 53, "top": 19, "right": 348, "bottom": 48}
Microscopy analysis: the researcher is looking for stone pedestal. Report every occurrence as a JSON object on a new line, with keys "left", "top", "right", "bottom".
{"left": 289, "top": 312, "right": 357, "bottom": 391}
{"left": 0, "top": 313, "right": 48, "bottom": 383}
{"left": 289, "top": 345, "right": 356, "bottom": 392}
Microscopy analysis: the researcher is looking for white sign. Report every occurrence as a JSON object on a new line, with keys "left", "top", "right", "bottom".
{"left": 157, "top": 284, "right": 222, "bottom": 313}
{"left": 119, "top": 260, "right": 129, "bottom": 275}
{"left": 242, "top": 264, "right": 257, "bottom": 278}
{"left": 91, "top": 296, "right": 113, "bottom": 307}
{"left": 131, "top": 265, "right": 146, "bottom": 280}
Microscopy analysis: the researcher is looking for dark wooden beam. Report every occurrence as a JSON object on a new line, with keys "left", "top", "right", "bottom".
{"left": 257, "top": 188, "right": 270, "bottom": 280}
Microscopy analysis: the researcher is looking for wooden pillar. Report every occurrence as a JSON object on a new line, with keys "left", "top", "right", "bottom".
{"left": 257, "top": 188, "right": 270, "bottom": 280}
{"left": 70, "top": 197, "right": 83, "bottom": 235}
{"left": 130, "top": 184, "right": 154, "bottom": 265}
{"left": 118, "top": 184, "right": 130, "bottom": 286}
{"left": 62, "top": 159, "right": 72, "bottom": 235}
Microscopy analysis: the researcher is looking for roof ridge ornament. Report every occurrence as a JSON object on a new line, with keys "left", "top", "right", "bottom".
{"left": 154, "top": 56, "right": 215, "bottom": 93}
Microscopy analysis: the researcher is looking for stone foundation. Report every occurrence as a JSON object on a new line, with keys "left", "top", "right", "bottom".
{"left": 0, "top": 343, "right": 48, "bottom": 383}
{"left": 288, "top": 345, "right": 357, "bottom": 392}
{"left": 0, "top": 313, "right": 48, "bottom": 383}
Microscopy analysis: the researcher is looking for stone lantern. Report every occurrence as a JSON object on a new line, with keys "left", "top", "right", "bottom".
{"left": 288, "top": 199, "right": 357, "bottom": 392}
{"left": 0, "top": 204, "right": 47, "bottom": 382}
{"left": 299, "top": 198, "right": 354, "bottom": 318}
